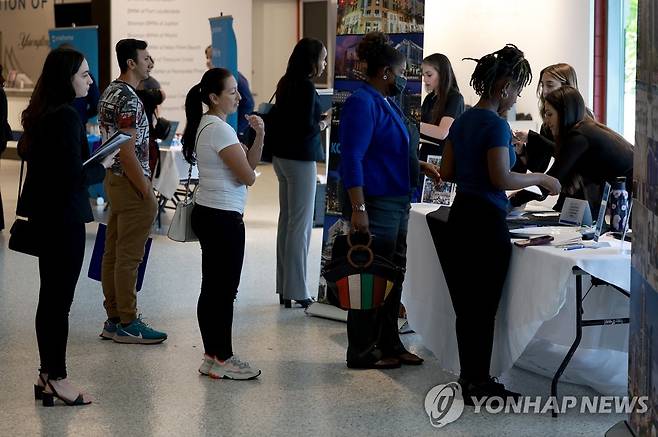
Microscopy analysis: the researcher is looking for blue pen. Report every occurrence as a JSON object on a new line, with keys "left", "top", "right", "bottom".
{"left": 564, "top": 244, "right": 585, "bottom": 251}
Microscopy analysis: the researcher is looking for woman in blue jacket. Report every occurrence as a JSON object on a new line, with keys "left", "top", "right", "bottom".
{"left": 339, "top": 32, "right": 440, "bottom": 369}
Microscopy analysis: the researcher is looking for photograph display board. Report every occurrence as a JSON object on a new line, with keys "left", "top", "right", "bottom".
{"left": 316, "top": 0, "right": 425, "bottom": 303}
{"left": 629, "top": 0, "right": 658, "bottom": 433}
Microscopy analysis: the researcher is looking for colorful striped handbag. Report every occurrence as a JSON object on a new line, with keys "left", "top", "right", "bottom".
{"left": 322, "top": 233, "right": 404, "bottom": 311}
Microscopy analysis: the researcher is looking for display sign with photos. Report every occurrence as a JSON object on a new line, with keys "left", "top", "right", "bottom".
{"left": 420, "top": 155, "right": 455, "bottom": 205}
{"left": 317, "top": 1, "right": 426, "bottom": 303}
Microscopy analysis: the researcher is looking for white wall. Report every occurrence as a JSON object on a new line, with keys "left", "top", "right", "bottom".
{"left": 110, "top": 0, "right": 253, "bottom": 125}
{"left": 251, "top": 0, "right": 298, "bottom": 103}
{"left": 424, "top": 0, "right": 594, "bottom": 123}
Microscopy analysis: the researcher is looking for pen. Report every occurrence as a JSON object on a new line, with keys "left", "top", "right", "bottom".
{"left": 564, "top": 244, "right": 585, "bottom": 251}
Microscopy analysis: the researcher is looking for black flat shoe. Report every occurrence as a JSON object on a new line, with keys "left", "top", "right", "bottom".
{"left": 347, "top": 357, "right": 401, "bottom": 370}
{"left": 397, "top": 351, "right": 424, "bottom": 365}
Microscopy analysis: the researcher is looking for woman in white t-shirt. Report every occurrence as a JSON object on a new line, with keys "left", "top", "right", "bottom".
{"left": 182, "top": 67, "right": 264, "bottom": 380}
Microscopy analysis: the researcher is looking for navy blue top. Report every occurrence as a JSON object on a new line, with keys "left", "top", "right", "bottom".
{"left": 339, "top": 83, "right": 412, "bottom": 196}
{"left": 236, "top": 72, "right": 254, "bottom": 137}
{"left": 448, "top": 108, "right": 515, "bottom": 212}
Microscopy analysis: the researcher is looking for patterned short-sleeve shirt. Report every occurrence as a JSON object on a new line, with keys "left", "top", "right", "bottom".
{"left": 98, "top": 80, "right": 150, "bottom": 177}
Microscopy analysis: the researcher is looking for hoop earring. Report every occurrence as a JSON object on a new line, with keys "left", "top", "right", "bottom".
{"left": 383, "top": 75, "right": 388, "bottom": 80}
{"left": 501, "top": 90, "right": 509, "bottom": 99}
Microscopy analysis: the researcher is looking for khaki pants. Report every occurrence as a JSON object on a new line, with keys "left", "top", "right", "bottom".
{"left": 101, "top": 171, "right": 157, "bottom": 324}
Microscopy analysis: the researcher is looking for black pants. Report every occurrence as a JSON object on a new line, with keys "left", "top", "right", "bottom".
{"left": 191, "top": 203, "right": 245, "bottom": 361}
{"left": 435, "top": 193, "right": 511, "bottom": 382}
{"left": 35, "top": 221, "right": 86, "bottom": 379}
{"left": 345, "top": 196, "right": 410, "bottom": 365}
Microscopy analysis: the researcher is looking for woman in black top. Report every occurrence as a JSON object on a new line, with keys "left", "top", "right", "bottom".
{"left": 512, "top": 63, "right": 594, "bottom": 174}
{"left": 418, "top": 53, "right": 464, "bottom": 161}
{"left": 542, "top": 86, "right": 633, "bottom": 214}
{"left": 17, "top": 48, "right": 117, "bottom": 407}
{"left": 271, "top": 38, "right": 329, "bottom": 308}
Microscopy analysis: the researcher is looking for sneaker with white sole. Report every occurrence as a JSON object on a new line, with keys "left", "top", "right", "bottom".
{"left": 199, "top": 354, "right": 214, "bottom": 375}
{"left": 113, "top": 316, "right": 167, "bottom": 344}
{"left": 99, "top": 319, "right": 118, "bottom": 340}
{"left": 208, "top": 356, "right": 261, "bottom": 380}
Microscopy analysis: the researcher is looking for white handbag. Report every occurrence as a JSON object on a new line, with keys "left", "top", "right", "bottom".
{"left": 167, "top": 188, "right": 197, "bottom": 242}
{"left": 167, "top": 123, "right": 212, "bottom": 242}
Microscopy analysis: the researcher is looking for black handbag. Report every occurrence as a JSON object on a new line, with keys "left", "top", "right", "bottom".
{"left": 322, "top": 233, "right": 404, "bottom": 311}
{"left": 8, "top": 160, "right": 40, "bottom": 257}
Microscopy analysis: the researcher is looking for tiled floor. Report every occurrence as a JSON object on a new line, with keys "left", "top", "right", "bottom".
{"left": 0, "top": 158, "right": 624, "bottom": 436}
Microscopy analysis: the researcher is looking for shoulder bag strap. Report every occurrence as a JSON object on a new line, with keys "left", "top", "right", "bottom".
{"left": 185, "top": 122, "right": 214, "bottom": 199}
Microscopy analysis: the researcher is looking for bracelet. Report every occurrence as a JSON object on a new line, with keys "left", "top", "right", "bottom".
{"left": 352, "top": 203, "right": 366, "bottom": 212}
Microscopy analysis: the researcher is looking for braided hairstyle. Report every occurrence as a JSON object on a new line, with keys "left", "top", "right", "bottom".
{"left": 464, "top": 44, "right": 532, "bottom": 98}
{"left": 357, "top": 32, "right": 405, "bottom": 78}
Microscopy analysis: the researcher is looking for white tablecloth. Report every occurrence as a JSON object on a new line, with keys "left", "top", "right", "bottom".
{"left": 402, "top": 203, "right": 631, "bottom": 395}
{"left": 152, "top": 146, "right": 198, "bottom": 199}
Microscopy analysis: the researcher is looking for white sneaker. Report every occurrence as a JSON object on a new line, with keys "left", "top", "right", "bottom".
{"left": 199, "top": 354, "right": 214, "bottom": 375}
{"left": 208, "top": 356, "right": 261, "bottom": 380}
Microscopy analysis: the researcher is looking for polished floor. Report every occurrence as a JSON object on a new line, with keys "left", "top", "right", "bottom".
{"left": 0, "top": 158, "right": 624, "bottom": 436}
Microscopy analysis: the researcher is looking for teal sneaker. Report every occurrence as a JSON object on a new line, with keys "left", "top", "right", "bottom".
{"left": 99, "top": 319, "right": 118, "bottom": 340}
{"left": 113, "top": 316, "right": 167, "bottom": 344}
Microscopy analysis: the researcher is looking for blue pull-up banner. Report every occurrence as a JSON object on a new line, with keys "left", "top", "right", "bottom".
{"left": 209, "top": 15, "right": 238, "bottom": 130}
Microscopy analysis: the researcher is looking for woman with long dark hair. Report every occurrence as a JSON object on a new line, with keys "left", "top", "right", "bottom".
{"left": 541, "top": 85, "right": 633, "bottom": 214}
{"left": 511, "top": 63, "right": 593, "bottom": 174}
{"left": 17, "top": 48, "right": 117, "bottom": 406}
{"left": 418, "top": 53, "right": 464, "bottom": 161}
{"left": 182, "top": 67, "right": 264, "bottom": 380}
{"left": 438, "top": 44, "right": 560, "bottom": 404}
{"left": 271, "top": 37, "right": 329, "bottom": 308}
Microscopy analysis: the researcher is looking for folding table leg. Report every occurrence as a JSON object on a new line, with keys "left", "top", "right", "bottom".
{"left": 551, "top": 273, "right": 584, "bottom": 418}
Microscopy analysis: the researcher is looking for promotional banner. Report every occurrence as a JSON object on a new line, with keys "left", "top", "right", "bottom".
{"left": 0, "top": 1, "right": 54, "bottom": 87}
{"left": 110, "top": 0, "right": 252, "bottom": 126}
{"left": 316, "top": 1, "right": 425, "bottom": 304}
{"left": 629, "top": 0, "right": 658, "bottom": 433}
{"left": 209, "top": 15, "right": 238, "bottom": 130}
{"left": 48, "top": 26, "right": 99, "bottom": 84}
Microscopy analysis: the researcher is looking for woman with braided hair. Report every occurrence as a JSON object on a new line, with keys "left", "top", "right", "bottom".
{"left": 437, "top": 44, "right": 561, "bottom": 404}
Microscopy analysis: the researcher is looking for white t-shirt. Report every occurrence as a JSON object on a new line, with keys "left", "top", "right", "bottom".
{"left": 194, "top": 114, "right": 247, "bottom": 213}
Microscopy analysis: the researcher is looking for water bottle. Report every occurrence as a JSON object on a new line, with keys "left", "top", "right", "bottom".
{"left": 609, "top": 177, "right": 629, "bottom": 232}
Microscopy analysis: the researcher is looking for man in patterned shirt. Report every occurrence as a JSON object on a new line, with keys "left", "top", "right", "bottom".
{"left": 97, "top": 39, "right": 167, "bottom": 344}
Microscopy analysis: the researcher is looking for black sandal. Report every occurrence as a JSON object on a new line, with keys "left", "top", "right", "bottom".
{"left": 42, "top": 379, "right": 91, "bottom": 407}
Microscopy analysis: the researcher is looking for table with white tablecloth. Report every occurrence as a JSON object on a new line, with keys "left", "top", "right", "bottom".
{"left": 152, "top": 145, "right": 198, "bottom": 200}
{"left": 402, "top": 203, "right": 631, "bottom": 396}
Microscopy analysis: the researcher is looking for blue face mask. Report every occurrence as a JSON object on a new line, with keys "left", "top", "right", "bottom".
{"left": 390, "top": 74, "right": 407, "bottom": 96}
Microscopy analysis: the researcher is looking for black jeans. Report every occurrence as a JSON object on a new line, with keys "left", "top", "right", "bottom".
{"left": 191, "top": 203, "right": 245, "bottom": 361}
{"left": 345, "top": 195, "right": 410, "bottom": 365}
{"left": 35, "top": 221, "right": 86, "bottom": 379}
{"left": 435, "top": 193, "right": 511, "bottom": 383}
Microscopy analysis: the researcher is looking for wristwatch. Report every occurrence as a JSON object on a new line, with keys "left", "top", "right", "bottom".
{"left": 352, "top": 203, "right": 366, "bottom": 212}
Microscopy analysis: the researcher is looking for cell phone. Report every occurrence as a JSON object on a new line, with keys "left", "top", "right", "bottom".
{"left": 514, "top": 235, "right": 554, "bottom": 247}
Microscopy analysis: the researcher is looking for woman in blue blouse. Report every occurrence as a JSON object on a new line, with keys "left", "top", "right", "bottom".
{"left": 438, "top": 45, "right": 560, "bottom": 404}
{"left": 339, "top": 32, "right": 440, "bottom": 369}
